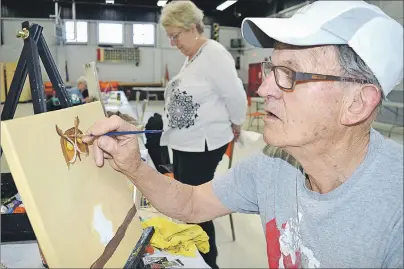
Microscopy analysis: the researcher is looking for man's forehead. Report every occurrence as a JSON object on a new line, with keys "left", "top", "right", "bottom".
{"left": 271, "top": 44, "right": 336, "bottom": 71}
{"left": 270, "top": 49, "right": 303, "bottom": 70}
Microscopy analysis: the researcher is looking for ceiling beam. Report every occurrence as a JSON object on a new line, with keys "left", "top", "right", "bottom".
{"left": 54, "top": 0, "right": 161, "bottom": 9}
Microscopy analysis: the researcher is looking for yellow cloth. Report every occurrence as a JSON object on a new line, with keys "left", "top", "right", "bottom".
{"left": 141, "top": 217, "right": 210, "bottom": 257}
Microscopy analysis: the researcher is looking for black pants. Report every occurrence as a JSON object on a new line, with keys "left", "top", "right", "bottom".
{"left": 172, "top": 142, "right": 228, "bottom": 269}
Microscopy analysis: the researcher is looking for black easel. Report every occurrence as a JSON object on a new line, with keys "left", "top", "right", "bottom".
{"left": 1, "top": 21, "right": 72, "bottom": 156}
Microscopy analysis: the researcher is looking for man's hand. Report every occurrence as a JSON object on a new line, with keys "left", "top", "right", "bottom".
{"left": 82, "top": 116, "right": 233, "bottom": 224}
{"left": 231, "top": 124, "right": 241, "bottom": 142}
{"left": 82, "top": 115, "right": 141, "bottom": 177}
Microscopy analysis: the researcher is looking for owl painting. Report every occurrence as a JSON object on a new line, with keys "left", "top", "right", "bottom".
{"left": 56, "top": 116, "right": 89, "bottom": 168}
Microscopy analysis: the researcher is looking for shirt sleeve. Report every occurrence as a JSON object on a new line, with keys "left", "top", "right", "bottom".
{"left": 212, "top": 153, "right": 261, "bottom": 214}
{"left": 82, "top": 89, "right": 89, "bottom": 99}
{"left": 206, "top": 47, "right": 247, "bottom": 126}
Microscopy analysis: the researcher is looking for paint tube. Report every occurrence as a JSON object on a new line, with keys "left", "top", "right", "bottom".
{"left": 143, "top": 257, "right": 167, "bottom": 265}
{"left": 1, "top": 196, "right": 22, "bottom": 214}
{"left": 145, "top": 259, "right": 184, "bottom": 268}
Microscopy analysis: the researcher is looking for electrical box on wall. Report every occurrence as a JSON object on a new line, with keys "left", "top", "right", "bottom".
{"left": 211, "top": 23, "right": 220, "bottom": 42}
{"left": 230, "top": 38, "right": 244, "bottom": 48}
{"left": 235, "top": 56, "right": 240, "bottom": 70}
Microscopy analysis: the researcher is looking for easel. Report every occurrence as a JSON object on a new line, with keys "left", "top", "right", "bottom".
{"left": 0, "top": 21, "right": 72, "bottom": 156}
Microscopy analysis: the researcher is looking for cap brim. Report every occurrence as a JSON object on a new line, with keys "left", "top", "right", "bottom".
{"left": 241, "top": 17, "right": 346, "bottom": 48}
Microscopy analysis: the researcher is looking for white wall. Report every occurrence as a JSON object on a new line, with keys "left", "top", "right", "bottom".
{"left": 2, "top": 1, "right": 401, "bottom": 89}
{"left": 0, "top": 18, "right": 264, "bottom": 86}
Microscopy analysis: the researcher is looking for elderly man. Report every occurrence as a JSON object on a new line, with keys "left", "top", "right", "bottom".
{"left": 83, "top": 1, "right": 403, "bottom": 268}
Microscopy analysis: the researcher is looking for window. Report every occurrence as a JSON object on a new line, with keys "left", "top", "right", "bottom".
{"left": 98, "top": 23, "right": 123, "bottom": 44}
{"left": 133, "top": 23, "right": 155, "bottom": 46}
{"left": 65, "top": 21, "right": 88, "bottom": 43}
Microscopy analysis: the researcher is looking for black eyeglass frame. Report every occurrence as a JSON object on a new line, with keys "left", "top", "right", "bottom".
{"left": 261, "top": 61, "right": 372, "bottom": 92}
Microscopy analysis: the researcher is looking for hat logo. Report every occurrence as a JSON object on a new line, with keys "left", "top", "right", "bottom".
{"left": 312, "top": 75, "right": 326, "bottom": 79}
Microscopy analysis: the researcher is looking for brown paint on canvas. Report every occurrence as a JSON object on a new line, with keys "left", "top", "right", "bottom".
{"left": 56, "top": 116, "right": 89, "bottom": 167}
{"left": 90, "top": 204, "right": 138, "bottom": 268}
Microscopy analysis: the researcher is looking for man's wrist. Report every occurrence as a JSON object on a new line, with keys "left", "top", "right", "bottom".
{"left": 126, "top": 160, "right": 149, "bottom": 182}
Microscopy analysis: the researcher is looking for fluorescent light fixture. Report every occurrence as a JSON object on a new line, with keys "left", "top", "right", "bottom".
{"left": 216, "top": 0, "right": 237, "bottom": 11}
{"left": 157, "top": 0, "right": 168, "bottom": 7}
{"left": 105, "top": 0, "right": 114, "bottom": 3}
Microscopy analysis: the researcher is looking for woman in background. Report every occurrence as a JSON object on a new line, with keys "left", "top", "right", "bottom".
{"left": 159, "top": 1, "right": 247, "bottom": 268}
{"left": 67, "top": 76, "right": 93, "bottom": 103}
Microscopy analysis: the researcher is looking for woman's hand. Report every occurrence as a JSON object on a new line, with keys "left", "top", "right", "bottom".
{"left": 82, "top": 115, "right": 141, "bottom": 177}
{"left": 231, "top": 124, "right": 241, "bottom": 142}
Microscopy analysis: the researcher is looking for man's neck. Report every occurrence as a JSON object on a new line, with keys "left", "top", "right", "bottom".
{"left": 285, "top": 128, "right": 371, "bottom": 194}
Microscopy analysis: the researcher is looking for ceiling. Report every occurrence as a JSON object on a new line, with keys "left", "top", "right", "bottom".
{"left": 1, "top": 0, "right": 308, "bottom": 27}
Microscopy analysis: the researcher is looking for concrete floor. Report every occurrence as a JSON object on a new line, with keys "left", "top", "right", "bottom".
{"left": 1, "top": 100, "right": 402, "bottom": 268}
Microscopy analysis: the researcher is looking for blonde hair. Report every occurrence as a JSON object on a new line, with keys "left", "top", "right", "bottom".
{"left": 77, "top": 76, "right": 87, "bottom": 86}
{"left": 160, "top": 1, "right": 205, "bottom": 34}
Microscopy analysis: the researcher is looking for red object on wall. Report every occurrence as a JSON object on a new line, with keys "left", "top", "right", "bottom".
{"left": 165, "top": 64, "right": 170, "bottom": 83}
{"left": 248, "top": 63, "right": 262, "bottom": 97}
{"left": 96, "top": 48, "right": 104, "bottom": 62}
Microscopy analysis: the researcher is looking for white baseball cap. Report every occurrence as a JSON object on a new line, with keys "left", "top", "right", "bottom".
{"left": 241, "top": 0, "right": 403, "bottom": 96}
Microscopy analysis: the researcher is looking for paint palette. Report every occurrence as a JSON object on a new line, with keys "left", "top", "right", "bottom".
{"left": 1, "top": 101, "right": 143, "bottom": 268}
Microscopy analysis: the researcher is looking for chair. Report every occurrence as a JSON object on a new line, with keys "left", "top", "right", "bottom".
{"left": 248, "top": 112, "right": 265, "bottom": 131}
{"left": 247, "top": 99, "right": 266, "bottom": 131}
{"left": 247, "top": 96, "right": 252, "bottom": 115}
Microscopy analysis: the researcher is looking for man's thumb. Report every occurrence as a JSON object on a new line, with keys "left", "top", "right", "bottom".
{"left": 97, "top": 136, "right": 119, "bottom": 156}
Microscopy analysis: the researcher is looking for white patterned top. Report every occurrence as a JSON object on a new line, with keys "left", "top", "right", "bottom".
{"left": 160, "top": 39, "right": 247, "bottom": 152}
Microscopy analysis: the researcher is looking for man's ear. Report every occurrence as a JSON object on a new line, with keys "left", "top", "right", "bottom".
{"left": 341, "top": 84, "right": 381, "bottom": 125}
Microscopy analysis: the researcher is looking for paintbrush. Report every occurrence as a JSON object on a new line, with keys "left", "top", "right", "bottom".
{"left": 68, "top": 130, "right": 163, "bottom": 138}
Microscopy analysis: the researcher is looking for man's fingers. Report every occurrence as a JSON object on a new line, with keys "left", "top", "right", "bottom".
{"left": 92, "top": 140, "right": 105, "bottom": 167}
{"left": 97, "top": 136, "right": 120, "bottom": 157}
{"left": 83, "top": 115, "right": 134, "bottom": 143}
{"left": 103, "top": 152, "right": 113, "bottom": 159}
{"left": 91, "top": 137, "right": 115, "bottom": 166}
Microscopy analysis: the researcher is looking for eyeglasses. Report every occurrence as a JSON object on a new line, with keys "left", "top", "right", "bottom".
{"left": 166, "top": 31, "right": 182, "bottom": 42}
{"left": 261, "top": 61, "right": 372, "bottom": 92}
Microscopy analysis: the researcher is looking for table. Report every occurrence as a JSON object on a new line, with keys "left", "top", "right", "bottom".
{"left": 104, "top": 91, "right": 151, "bottom": 145}
{"left": 132, "top": 87, "right": 166, "bottom": 101}
{"left": 104, "top": 91, "right": 139, "bottom": 120}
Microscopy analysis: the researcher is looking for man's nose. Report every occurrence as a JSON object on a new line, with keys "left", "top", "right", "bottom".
{"left": 170, "top": 39, "right": 176, "bottom": 47}
{"left": 257, "top": 73, "right": 283, "bottom": 99}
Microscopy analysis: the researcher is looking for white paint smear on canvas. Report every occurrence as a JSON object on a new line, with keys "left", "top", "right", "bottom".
{"left": 93, "top": 205, "right": 113, "bottom": 246}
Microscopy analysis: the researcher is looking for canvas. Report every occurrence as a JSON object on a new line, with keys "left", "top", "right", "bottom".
{"left": 1, "top": 101, "right": 143, "bottom": 268}
{"left": 84, "top": 62, "right": 106, "bottom": 113}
